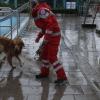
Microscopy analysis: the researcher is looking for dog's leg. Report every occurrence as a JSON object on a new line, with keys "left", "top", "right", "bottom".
{"left": 16, "top": 56, "right": 23, "bottom": 67}
{"left": 7, "top": 55, "right": 16, "bottom": 69}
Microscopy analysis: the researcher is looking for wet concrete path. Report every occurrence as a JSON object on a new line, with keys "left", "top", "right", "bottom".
{"left": 0, "top": 14, "right": 100, "bottom": 100}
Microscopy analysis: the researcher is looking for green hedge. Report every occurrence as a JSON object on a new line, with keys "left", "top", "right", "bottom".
{"left": 52, "top": 9, "right": 78, "bottom": 14}
{"left": 0, "top": 3, "right": 15, "bottom": 9}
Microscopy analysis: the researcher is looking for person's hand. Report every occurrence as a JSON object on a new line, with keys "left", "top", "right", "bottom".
{"left": 36, "top": 48, "right": 42, "bottom": 55}
{"left": 35, "top": 37, "right": 40, "bottom": 43}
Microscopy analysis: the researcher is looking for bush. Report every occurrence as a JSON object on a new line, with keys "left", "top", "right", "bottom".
{"left": 0, "top": 3, "right": 15, "bottom": 9}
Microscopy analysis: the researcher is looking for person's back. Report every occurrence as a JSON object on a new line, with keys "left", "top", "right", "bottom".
{"left": 32, "top": 1, "right": 60, "bottom": 32}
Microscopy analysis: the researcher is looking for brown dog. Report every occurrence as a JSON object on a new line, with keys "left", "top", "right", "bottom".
{"left": 0, "top": 36, "right": 24, "bottom": 68}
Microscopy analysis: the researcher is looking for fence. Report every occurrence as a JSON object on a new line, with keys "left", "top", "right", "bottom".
{"left": 0, "top": 2, "right": 29, "bottom": 39}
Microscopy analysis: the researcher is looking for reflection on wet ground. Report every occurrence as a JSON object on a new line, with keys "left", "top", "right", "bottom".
{"left": 0, "top": 69, "right": 23, "bottom": 100}
{"left": 0, "top": 14, "right": 100, "bottom": 100}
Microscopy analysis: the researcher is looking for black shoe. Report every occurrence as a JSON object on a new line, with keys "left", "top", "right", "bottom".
{"left": 54, "top": 79, "right": 68, "bottom": 85}
{"left": 35, "top": 74, "right": 48, "bottom": 79}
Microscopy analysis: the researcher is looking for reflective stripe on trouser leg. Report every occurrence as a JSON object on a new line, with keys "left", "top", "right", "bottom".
{"left": 40, "top": 60, "right": 50, "bottom": 76}
{"left": 52, "top": 60, "right": 67, "bottom": 80}
{"left": 41, "top": 60, "right": 50, "bottom": 69}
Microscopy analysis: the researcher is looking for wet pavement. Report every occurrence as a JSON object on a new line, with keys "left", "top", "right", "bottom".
{"left": 0, "top": 14, "right": 100, "bottom": 100}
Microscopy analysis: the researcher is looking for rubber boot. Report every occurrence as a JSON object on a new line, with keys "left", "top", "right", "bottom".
{"left": 55, "top": 68, "right": 68, "bottom": 85}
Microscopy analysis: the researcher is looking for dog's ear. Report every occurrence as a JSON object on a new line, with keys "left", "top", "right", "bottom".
{"left": 14, "top": 37, "right": 22, "bottom": 42}
{"left": 0, "top": 44, "right": 4, "bottom": 53}
{"left": 14, "top": 45, "right": 20, "bottom": 51}
{"left": 14, "top": 38, "right": 24, "bottom": 52}
{"left": 22, "top": 42, "right": 25, "bottom": 47}
{"left": 21, "top": 40, "right": 25, "bottom": 47}
{"left": 14, "top": 37, "right": 24, "bottom": 46}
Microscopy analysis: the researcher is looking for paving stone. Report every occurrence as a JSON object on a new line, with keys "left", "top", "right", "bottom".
{"left": 68, "top": 77, "right": 87, "bottom": 85}
{"left": 19, "top": 78, "right": 29, "bottom": 86}
{"left": 50, "top": 94, "right": 74, "bottom": 100}
{"left": 81, "top": 85, "right": 95, "bottom": 94}
{"left": 74, "top": 94, "right": 99, "bottom": 100}
{"left": 21, "top": 86, "right": 42, "bottom": 95}
{"left": 57, "top": 85, "right": 84, "bottom": 95}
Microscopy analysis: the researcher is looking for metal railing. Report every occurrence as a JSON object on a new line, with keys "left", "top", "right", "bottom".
{"left": 0, "top": 7, "right": 12, "bottom": 13}
{"left": 78, "top": 3, "right": 100, "bottom": 16}
{"left": 0, "top": 2, "right": 29, "bottom": 39}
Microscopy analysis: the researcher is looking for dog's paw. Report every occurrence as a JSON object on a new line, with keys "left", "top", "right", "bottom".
{"left": 20, "top": 64, "right": 23, "bottom": 67}
{"left": 12, "top": 65, "right": 16, "bottom": 69}
{"left": 20, "top": 62, "right": 24, "bottom": 67}
{"left": 20, "top": 63, "right": 24, "bottom": 67}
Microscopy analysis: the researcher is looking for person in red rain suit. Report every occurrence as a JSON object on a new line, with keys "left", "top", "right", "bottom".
{"left": 31, "top": 0, "right": 67, "bottom": 84}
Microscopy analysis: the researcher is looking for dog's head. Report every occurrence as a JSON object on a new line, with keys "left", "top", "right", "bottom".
{"left": 13, "top": 37, "right": 24, "bottom": 54}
